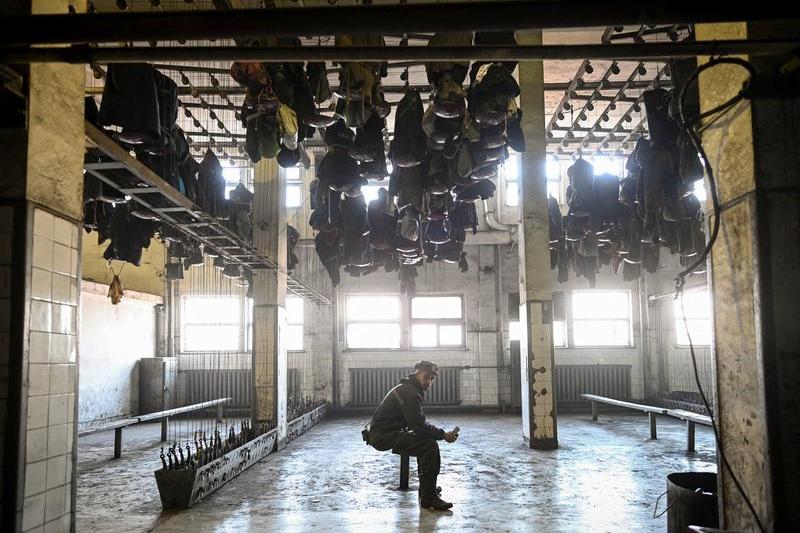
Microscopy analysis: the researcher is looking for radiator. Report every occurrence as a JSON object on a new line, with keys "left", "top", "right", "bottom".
{"left": 349, "top": 367, "right": 460, "bottom": 406}
{"left": 555, "top": 364, "right": 631, "bottom": 403}
{"left": 181, "top": 368, "right": 302, "bottom": 409}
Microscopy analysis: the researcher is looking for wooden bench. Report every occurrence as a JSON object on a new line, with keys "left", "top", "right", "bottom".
{"left": 581, "top": 394, "right": 711, "bottom": 451}
{"left": 78, "top": 398, "right": 231, "bottom": 459}
{"left": 78, "top": 418, "right": 139, "bottom": 459}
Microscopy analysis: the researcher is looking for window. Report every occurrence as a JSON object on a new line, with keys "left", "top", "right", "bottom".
{"left": 285, "top": 296, "right": 304, "bottom": 351}
{"left": 546, "top": 158, "right": 562, "bottom": 203}
{"left": 572, "top": 290, "right": 632, "bottom": 346}
{"left": 410, "top": 296, "right": 465, "bottom": 348}
{"left": 181, "top": 295, "right": 242, "bottom": 352}
{"left": 508, "top": 291, "right": 566, "bottom": 347}
{"left": 223, "top": 166, "right": 243, "bottom": 199}
{"left": 345, "top": 295, "right": 402, "bottom": 349}
{"left": 285, "top": 167, "right": 302, "bottom": 208}
{"left": 674, "top": 290, "right": 712, "bottom": 346}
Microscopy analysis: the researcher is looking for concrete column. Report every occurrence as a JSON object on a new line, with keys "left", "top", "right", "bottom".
{"left": 697, "top": 21, "right": 800, "bottom": 532}
{"left": 516, "top": 30, "right": 558, "bottom": 449}
{"left": 0, "top": 2, "right": 85, "bottom": 531}
{"left": 251, "top": 158, "right": 288, "bottom": 449}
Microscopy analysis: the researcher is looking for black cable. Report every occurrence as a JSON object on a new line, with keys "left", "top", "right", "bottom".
{"left": 673, "top": 56, "right": 765, "bottom": 533}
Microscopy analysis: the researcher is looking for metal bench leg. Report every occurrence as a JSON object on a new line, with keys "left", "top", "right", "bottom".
{"left": 591, "top": 401, "right": 598, "bottom": 421}
{"left": 114, "top": 427, "right": 123, "bottom": 459}
{"left": 399, "top": 454, "right": 410, "bottom": 490}
{"left": 161, "top": 417, "right": 169, "bottom": 442}
{"left": 649, "top": 412, "right": 657, "bottom": 439}
{"left": 687, "top": 420, "right": 696, "bottom": 452}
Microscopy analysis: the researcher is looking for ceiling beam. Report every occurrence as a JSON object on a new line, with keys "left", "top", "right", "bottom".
{"left": 2, "top": 1, "right": 791, "bottom": 47}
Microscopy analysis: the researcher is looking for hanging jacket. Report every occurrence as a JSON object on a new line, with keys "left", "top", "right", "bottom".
{"left": 389, "top": 90, "right": 427, "bottom": 168}
{"left": 98, "top": 63, "right": 161, "bottom": 144}
{"left": 197, "top": 149, "right": 227, "bottom": 218}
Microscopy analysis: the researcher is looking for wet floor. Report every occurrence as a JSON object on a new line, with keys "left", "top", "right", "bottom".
{"left": 77, "top": 413, "right": 716, "bottom": 532}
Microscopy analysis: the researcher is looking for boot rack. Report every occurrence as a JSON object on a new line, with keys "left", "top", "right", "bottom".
{"left": 84, "top": 121, "right": 331, "bottom": 305}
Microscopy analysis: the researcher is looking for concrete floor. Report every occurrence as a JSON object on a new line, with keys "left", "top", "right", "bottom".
{"left": 77, "top": 413, "right": 716, "bottom": 532}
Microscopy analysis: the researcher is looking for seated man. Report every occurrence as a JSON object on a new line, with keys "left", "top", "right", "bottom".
{"left": 364, "top": 360, "right": 459, "bottom": 511}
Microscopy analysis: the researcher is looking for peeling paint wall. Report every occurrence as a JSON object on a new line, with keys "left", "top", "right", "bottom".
{"left": 78, "top": 283, "right": 159, "bottom": 428}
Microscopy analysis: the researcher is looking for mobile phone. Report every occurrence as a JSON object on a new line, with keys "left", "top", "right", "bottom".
{"left": 453, "top": 426, "right": 460, "bottom": 436}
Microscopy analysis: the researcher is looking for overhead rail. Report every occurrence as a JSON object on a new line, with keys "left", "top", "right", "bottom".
{"left": 84, "top": 121, "right": 331, "bottom": 305}
{"left": 5, "top": 40, "right": 800, "bottom": 64}
{"left": 0, "top": 1, "right": 791, "bottom": 47}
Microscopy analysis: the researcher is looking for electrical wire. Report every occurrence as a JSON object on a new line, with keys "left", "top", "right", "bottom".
{"left": 673, "top": 56, "right": 765, "bottom": 533}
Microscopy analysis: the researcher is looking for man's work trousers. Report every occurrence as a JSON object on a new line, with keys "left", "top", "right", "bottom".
{"left": 370, "top": 430, "right": 441, "bottom": 498}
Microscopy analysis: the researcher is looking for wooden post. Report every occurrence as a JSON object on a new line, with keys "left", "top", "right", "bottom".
{"left": 591, "top": 400, "right": 598, "bottom": 421}
{"left": 114, "top": 428, "right": 123, "bottom": 459}
{"left": 687, "top": 420, "right": 696, "bottom": 452}
{"left": 161, "top": 417, "right": 169, "bottom": 442}
{"left": 649, "top": 412, "right": 657, "bottom": 439}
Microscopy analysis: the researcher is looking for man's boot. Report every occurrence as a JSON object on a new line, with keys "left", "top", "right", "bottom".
{"left": 419, "top": 475, "right": 452, "bottom": 511}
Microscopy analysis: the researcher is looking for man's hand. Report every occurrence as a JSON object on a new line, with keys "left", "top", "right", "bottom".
{"left": 443, "top": 427, "right": 459, "bottom": 443}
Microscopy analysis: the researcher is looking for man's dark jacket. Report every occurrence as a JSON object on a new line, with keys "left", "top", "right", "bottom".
{"left": 369, "top": 374, "right": 445, "bottom": 441}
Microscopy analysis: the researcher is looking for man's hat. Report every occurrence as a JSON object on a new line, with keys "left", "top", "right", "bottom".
{"left": 414, "top": 360, "right": 439, "bottom": 376}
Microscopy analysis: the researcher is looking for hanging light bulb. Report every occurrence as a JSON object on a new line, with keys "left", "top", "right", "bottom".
{"left": 192, "top": 118, "right": 201, "bottom": 128}
{"left": 610, "top": 62, "right": 620, "bottom": 75}
{"left": 601, "top": 114, "right": 609, "bottom": 122}
{"left": 563, "top": 101, "right": 571, "bottom": 111}
{"left": 557, "top": 112, "right": 565, "bottom": 121}
{"left": 217, "top": 120, "right": 225, "bottom": 130}
{"left": 181, "top": 74, "right": 190, "bottom": 85}
{"left": 584, "top": 62, "right": 593, "bottom": 75}
{"left": 638, "top": 65, "right": 647, "bottom": 76}
{"left": 184, "top": 108, "right": 191, "bottom": 118}
{"left": 586, "top": 102, "right": 594, "bottom": 112}
{"left": 632, "top": 103, "right": 641, "bottom": 113}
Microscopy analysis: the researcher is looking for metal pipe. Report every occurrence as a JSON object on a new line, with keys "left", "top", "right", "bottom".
{"left": 6, "top": 40, "right": 798, "bottom": 64}
{"left": 85, "top": 80, "right": 669, "bottom": 96}
{"left": 1, "top": 1, "right": 791, "bottom": 47}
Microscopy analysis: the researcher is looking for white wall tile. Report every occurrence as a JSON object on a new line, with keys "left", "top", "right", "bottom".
{"left": 29, "top": 364, "right": 50, "bottom": 397}
{"left": 24, "top": 460, "right": 47, "bottom": 497}
{"left": 51, "top": 244, "right": 70, "bottom": 277}
{"left": 29, "top": 332, "right": 50, "bottom": 364}
{"left": 33, "top": 209, "right": 54, "bottom": 240}
{"left": 69, "top": 249, "right": 78, "bottom": 278}
{"left": 31, "top": 268, "right": 52, "bottom": 301}
{"left": 26, "top": 427, "right": 48, "bottom": 463}
{"left": 22, "top": 492, "right": 45, "bottom": 531}
{"left": 51, "top": 274, "right": 70, "bottom": 305}
{"left": 45, "top": 455, "right": 67, "bottom": 490}
{"left": 30, "top": 301, "right": 52, "bottom": 333}
{"left": 43, "top": 514, "right": 70, "bottom": 533}
{"left": 32, "top": 236, "right": 53, "bottom": 272}
{"left": 48, "top": 395, "right": 68, "bottom": 426}
{"left": 52, "top": 218, "right": 71, "bottom": 247}
{"left": 51, "top": 305, "right": 75, "bottom": 335}
{"left": 46, "top": 424, "right": 67, "bottom": 458}
{"left": 49, "top": 365, "right": 69, "bottom": 395}
{"left": 27, "top": 396, "right": 49, "bottom": 430}
{"left": 44, "top": 485, "right": 66, "bottom": 522}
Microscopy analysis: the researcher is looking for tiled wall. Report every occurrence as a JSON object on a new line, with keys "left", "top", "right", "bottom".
{"left": 23, "top": 208, "right": 80, "bottom": 533}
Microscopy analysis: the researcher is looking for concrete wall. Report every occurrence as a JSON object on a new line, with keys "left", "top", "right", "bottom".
{"left": 78, "top": 282, "right": 159, "bottom": 428}
{"left": 81, "top": 231, "right": 165, "bottom": 297}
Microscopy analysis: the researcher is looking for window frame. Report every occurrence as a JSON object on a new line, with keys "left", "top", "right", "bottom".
{"left": 409, "top": 294, "right": 466, "bottom": 350}
{"left": 344, "top": 293, "right": 404, "bottom": 351}
{"left": 569, "top": 289, "right": 634, "bottom": 348}
{"left": 284, "top": 166, "right": 303, "bottom": 209}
